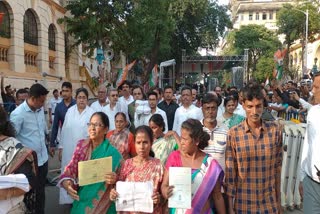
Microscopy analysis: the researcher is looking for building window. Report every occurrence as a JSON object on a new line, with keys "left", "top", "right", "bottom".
{"left": 269, "top": 12, "right": 273, "bottom": 20}
{"left": 0, "top": 2, "right": 11, "bottom": 38}
{"left": 256, "top": 12, "right": 259, "bottom": 20}
{"left": 262, "top": 12, "right": 267, "bottom": 20}
{"left": 249, "top": 13, "right": 253, "bottom": 20}
{"left": 241, "top": 14, "right": 244, "bottom": 21}
{"left": 48, "top": 24, "right": 56, "bottom": 51}
{"left": 24, "top": 10, "right": 38, "bottom": 46}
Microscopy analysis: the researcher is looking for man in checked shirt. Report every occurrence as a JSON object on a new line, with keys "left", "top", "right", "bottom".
{"left": 225, "top": 84, "right": 283, "bottom": 214}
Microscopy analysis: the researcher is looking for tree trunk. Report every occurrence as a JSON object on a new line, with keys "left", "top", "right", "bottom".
{"left": 141, "top": 28, "right": 161, "bottom": 85}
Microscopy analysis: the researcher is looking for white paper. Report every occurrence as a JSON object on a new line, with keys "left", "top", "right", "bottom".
{"left": 0, "top": 174, "right": 30, "bottom": 214}
{"left": 116, "top": 181, "right": 153, "bottom": 213}
{"left": 168, "top": 167, "right": 191, "bottom": 209}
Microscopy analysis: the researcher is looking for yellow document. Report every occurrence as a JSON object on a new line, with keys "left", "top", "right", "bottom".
{"left": 78, "top": 156, "right": 112, "bottom": 186}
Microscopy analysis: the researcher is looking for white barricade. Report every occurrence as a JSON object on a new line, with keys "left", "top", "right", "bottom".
{"left": 280, "top": 122, "right": 306, "bottom": 210}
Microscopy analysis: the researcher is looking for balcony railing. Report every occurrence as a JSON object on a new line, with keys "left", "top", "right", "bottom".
{"left": 0, "top": 46, "right": 8, "bottom": 62}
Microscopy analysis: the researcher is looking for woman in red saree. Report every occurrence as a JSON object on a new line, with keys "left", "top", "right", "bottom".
{"left": 110, "top": 125, "right": 164, "bottom": 213}
{"left": 106, "top": 112, "right": 136, "bottom": 160}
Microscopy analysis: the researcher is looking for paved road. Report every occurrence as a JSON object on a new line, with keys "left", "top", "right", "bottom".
{"left": 44, "top": 151, "right": 304, "bottom": 214}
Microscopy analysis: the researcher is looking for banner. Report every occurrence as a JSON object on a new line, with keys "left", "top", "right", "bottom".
{"left": 116, "top": 60, "right": 136, "bottom": 86}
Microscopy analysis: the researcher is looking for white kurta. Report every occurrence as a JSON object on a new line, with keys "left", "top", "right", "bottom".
{"left": 102, "top": 102, "right": 128, "bottom": 131}
{"left": 172, "top": 105, "right": 203, "bottom": 136}
{"left": 59, "top": 105, "right": 94, "bottom": 204}
{"left": 134, "top": 107, "right": 169, "bottom": 133}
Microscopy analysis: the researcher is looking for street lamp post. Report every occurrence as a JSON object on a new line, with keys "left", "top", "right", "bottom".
{"left": 293, "top": 8, "right": 308, "bottom": 79}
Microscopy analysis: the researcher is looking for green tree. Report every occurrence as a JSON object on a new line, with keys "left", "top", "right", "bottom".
{"left": 170, "top": 1, "right": 231, "bottom": 64}
{"left": 277, "top": 2, "right": 320, "bottom": 74}
{"left": 233, "top": 25, "right": 281, "bottom": 76}
{"left": 255, "top": 52, "right": 274, "bottom": 82}
{"left": 60, "top": 0, "right": 231, "bottom": 84}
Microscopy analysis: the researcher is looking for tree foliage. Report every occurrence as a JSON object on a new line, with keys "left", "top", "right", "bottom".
{"left": 255, "top": 52, "right": 274, "bottom": 82}
{"left": 276, "top": 2, "right": 320, "bottom": 73}
{"left": 60, "top": 0, "right": 231, "bottom": 83}
{"left": 233, "top": 25, "right": 281, "bottom": 75}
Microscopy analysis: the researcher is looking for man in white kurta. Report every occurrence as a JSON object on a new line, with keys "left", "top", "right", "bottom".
{"left": 173, "top": 86, "right": 203, "bottom": 136}
{"left": 90, "top": 85, "right": 109, "bottom": 112}
{"left": 102, "top": 89, "right": 128, "bottom": 131}
{"left": 134, "top": 91, "right": 168, "bottom": 133}
{"left": 300, "top": 73, "right": 320, "bottom": 214}
{"left": 59, "top": 103, "right": 94, "bottom": 204}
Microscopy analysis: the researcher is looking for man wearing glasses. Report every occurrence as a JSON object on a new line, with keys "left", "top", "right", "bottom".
{"left": 103, "top": 88, "right": 128, "bottom": 131}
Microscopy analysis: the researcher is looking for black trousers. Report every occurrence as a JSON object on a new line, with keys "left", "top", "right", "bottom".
{"left": 36, "top": 161, "right": 48, "bottom": 214}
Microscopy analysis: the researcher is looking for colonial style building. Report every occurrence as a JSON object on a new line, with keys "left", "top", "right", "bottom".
{"left": 0, "top": 0, "right": 113, "bottom": 101}
{"left": 230, "top": 0, "right": 292, "bottom": 30}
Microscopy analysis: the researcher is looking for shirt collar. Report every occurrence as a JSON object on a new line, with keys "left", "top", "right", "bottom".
{"left": 22, "top": 100, "right": 41, "bottom": 112}
{"left": 244, "top": 119, "right": 266, "bottom": 133}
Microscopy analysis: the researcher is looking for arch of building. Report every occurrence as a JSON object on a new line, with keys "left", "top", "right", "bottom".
{"left": 0, "top": 0, "right": 66, "bottom": 79}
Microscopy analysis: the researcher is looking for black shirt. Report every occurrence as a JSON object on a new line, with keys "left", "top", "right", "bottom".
{"left": 158, "top": 100, "right": 179, "bottom": 131}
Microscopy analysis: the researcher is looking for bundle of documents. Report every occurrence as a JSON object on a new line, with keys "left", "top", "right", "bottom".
{"left": 0, "top": 174, "right": 30, "bottom": 214}
{"left": 116, "top": 181, "right": 153, "bottom": 213}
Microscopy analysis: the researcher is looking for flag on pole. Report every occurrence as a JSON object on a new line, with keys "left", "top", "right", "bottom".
{"left": 265, "top": 75, "right": 270, "bottom": 86}
{"left": 149, "top": 65, "right": 158, "bottom": 87}
{"left": 116, "top": 60, "right": 136, "bottom": 87}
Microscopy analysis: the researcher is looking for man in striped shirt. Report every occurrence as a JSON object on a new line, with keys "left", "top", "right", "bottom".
{"left": 201, "top": 93, "right": 227, "bottom": 172}
{"left": 225, "top": 84, "right": 283, "bottom": 213}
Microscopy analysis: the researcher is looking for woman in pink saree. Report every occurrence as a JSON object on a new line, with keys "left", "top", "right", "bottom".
{"left": 161, "top": 119, "right": 226, "bottom": 214}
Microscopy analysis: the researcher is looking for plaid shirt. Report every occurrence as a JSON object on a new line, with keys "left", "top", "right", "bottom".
{"left": 225, "top": 120, "right": 282, "bottom": 213}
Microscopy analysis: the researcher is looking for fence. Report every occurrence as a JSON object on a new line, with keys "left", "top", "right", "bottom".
{"left": 281, "top": 122, "right": 306, "bottom": 210}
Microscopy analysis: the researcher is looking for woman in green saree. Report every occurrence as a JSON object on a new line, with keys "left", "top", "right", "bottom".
{"left": 59, "top": 112, "right": 122, "bottom": 214}
{"left": 217, "top": 96, "right": 245, "bottom": 130}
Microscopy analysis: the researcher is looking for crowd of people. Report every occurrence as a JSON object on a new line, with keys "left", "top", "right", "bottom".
{"left": 0, "top": 72, "right": 319, "bottom": 214}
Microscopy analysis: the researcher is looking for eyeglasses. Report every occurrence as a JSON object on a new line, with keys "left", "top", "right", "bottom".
{"left": 87, "top": 123, "right": 105, "bottom": 128}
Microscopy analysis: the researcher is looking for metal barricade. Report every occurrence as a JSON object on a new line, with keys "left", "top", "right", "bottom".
{"left": 281, "top": 122, "right": 305, "bottom": 210}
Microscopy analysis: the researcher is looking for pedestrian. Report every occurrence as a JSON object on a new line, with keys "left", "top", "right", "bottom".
{"left": 172, "top": 86, "right": 203, "bottom": 136}
{"left": 134, "top": 91, "right": 168, "bottom": 133}
{"left": 225, "top": 84, "right": 283, "bottom": 213}
{"left": 49, "top": 82, "right": 76, "bottom": 156}
{"left": 128, "top": 85, "right": 145, "bottom": 133}
{"left": 300, "top": 72, "right": 320, "bottom": 214}
{"left": 59, "top": 87, "right": 94, "bottom": 204}
{"left": 158, "top": 85, "right": 179, "bottom": 131}
{"left": 48, "top": 89, "right": 62, "bottom": 124}
{"left": 110, "top": 125, "right": 164, "bottom": 213}
{"left": 102, "top": 88, "right": 128, "bottom": 131}
{"left": 59, "top": 112, "right": 122, "bottom": 213}
{"left": 162, "top": 119, "right": 226, "bottom": 213}
{"left": 10, "top": 83, "right": 50, "bottom": 214}
{"left": 90, "top": 85, "right": 108, "bottom": 112}
{"left": 1, "top": 74, "right": 16, "bottom": 114}
{"left": 201, "top": 93, "right": 228, "bottom": 172}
